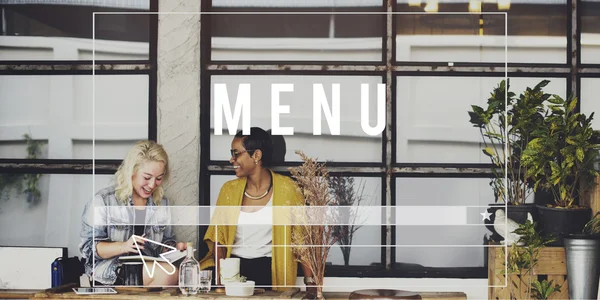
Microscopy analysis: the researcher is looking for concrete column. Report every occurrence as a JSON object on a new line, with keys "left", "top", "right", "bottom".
{"left": 157, "top": 1, "right": 201, "bottom": 247}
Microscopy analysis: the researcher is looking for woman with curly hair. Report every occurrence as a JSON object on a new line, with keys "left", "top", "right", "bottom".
{"left": 200, "top": 127, "right": 315, "bottom": 294}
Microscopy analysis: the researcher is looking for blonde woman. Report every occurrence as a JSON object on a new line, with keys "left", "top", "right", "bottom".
{"left": 79, "top": 140, "right": 186, "bottom": 286}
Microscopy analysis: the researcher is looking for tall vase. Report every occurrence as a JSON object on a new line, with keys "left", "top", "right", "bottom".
{"left": 316, "top": 286, "right": 325, "bottom": 300}
{"left": 564, "top": 235, "right": 600, "bottom": 300}
{"left": 303, "top": 285, "right": 325, "bottom": 300}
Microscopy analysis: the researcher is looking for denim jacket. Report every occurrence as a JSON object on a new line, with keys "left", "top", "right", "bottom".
{"left": 79, "top": 186, "right": 176, "bottom": 284}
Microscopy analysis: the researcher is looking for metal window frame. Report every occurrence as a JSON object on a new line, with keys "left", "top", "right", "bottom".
{"left": 199, "top": 0, "right": 598, "bottom": 279}
{"left": 0, "top": 0, "right": 159, "bottom": 173}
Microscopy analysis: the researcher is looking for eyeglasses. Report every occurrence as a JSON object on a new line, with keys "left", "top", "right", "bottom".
{"left": 230, "top": 149, "right": 255, "bottom": 160}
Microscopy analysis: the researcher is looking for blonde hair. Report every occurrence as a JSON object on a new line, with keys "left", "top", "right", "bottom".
{"left": 114, "top": 140, "right": 170, "bottom": 205}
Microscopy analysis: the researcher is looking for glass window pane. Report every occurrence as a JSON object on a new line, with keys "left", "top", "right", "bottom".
{"left": 395, "top": 177, "right": 495, "bottom": 268}
{"left": 582, "top": 0, "right": 600, "bottom": 64}
{"left": 395, "top": 246, "right": 487, "bottom": 269}
{"left": 210, "top": 75, "right": 383, "bottom": 162}
{"left": 0, "top": 75, "right": 148, "bottom": 159}
{"left": 0, "top": 139, "right": 48, "bottom": 159}
{"left": 581, "top": 78, "right": 600, "bottom": 129}
{"left": 0, "top": 173, "right": 113, "bottom": 258}
{"left": 210, "top": 1, "right": 383, "bottom": 62}
{"left": 395, "top": 0, "right": 567, "bottom": 63}
{"left": 0, "top": 4, "right": 150, "bottom": 60}
{"left": 210, "top": 175, "right": 382, "bottom": 266}
{"left": 1, "top": 173, "right": 196, "bottom": 268}
{"left": 396, "top": 76, "right": 566, "bottom": 163}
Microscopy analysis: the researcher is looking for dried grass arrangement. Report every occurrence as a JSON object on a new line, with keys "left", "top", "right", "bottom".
{"left": 289, "top": 150, "right": 363, "bottom": 299}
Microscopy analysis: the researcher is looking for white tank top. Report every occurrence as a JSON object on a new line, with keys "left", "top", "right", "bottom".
{"left": 231, "top": 194, "right": 273, "bottom": 258}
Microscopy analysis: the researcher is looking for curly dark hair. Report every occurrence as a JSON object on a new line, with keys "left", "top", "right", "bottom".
{"left": 235, "top": 127, "right": 274, "bottom": 167}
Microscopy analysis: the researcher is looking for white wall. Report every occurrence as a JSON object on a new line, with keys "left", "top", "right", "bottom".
{"left": 212, "top": 33, "right": 600, "bottom": 64}
{"left": 0, "top": 36, "right": 148, "bottom": 60}
{"left": 581, "top": 78, "right": 600, "bottom": 128}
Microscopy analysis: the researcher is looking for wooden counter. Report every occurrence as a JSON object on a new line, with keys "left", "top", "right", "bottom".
{"left": 1, "top": 287, "right": 467, "bottom": 300}
{"left": 31, "top": 287, "right": 292, "bottom": 299}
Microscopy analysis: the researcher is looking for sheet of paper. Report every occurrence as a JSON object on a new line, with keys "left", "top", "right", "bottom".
{"left": 73, "top": 288, "right": 117, "bottom": 295}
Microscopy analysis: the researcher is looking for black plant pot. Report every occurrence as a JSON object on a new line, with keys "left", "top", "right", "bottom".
{"left": 534, "top": 188, "right": 555, "bottom": 207}
{"left": 537, "top": 205, "right": 592, "bottom": 247}
{"left": 485, "top": 203, "right": 537, "bottom": 243}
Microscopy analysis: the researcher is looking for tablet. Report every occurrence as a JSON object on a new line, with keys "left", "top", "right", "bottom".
{"left": 118, "top": 255, "right": 166, "bottom": 263}
{"left": 162, "top": 249, "right": 189, "bottom": 262}
{"left": 72, "top": 287, "right": 117, "bottom": 295}
{"left": 118, "top": 249, "right": 193, "bottom": 264}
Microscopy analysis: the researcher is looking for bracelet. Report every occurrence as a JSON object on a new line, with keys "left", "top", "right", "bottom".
{"left": 304, "top": 276, "right": 315, "bottom": 285}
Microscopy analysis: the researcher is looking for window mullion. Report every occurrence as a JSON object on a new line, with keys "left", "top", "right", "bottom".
{"left": 0, "top": 160, "right": 120, "bottom": 174}
{"left": 205, "top": 64, "right": 581, "bottom": 74}
{"left": 571, "top": 0, "right": 579, "bottom": 100}
{"left": 384, "top": 0, "right": 394, "bottom": 272}
{"left": 0, "top": 62, "right": 151, "bottom": 75}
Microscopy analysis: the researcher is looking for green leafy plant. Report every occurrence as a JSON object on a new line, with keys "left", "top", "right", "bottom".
{"left": 468, "top": 79, "right": 549, "bottom": 205}
{"left": 0, "top": 170, "right": 22, "bottom": 202}
{"left": 238, "top": 275, "right": 247, "bottom": 283}
{"left": 521, "top": 94, "right": 600, "bottom": 208}
{"left": 0, "top": 134, "right": 42, "bottom": 206}
{"left": 503, "top": 220, "right": 558, "bottom": 299}
{"left": 531, "top": 279, "right": 561, "bottom": 300}
{"left": 583, "top": 212, "right": 600, "bottom": 234}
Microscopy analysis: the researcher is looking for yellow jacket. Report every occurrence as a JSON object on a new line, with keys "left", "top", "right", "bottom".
{"left": 199, "top": 170, "right": 304, "bottom": 291}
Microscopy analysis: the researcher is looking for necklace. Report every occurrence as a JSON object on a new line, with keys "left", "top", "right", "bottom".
{"left": 244, "top": 173, "right": 272, "bottom": 200}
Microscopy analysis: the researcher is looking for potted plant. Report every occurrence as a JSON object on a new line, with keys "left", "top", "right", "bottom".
{"left": 531, "top": 279, "right": 561, "bottom": 300}
{"left": 562, "top": 212, "right": 600, "bottom": 299}
{"left": 521, "top": 93, "right": 600, "bottom": 245}
{"left": 0, "top": 134, "right": 42, "bottom": 205}
{"left": 468, "top": 80, "right": 549, "bottom": 241}
{"left": 289, "top": 151, "right": 348, "bottom": 300}
{"left": 503, "top": 219, "right": 559, "bottom": 299}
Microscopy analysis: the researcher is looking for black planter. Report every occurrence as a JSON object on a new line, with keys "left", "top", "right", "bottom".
{"left": 485, "top": 203, "right": 537, "bottom": 242}
{"left": 537, "top": 205, "right": 592, "bottom": 246}
{"left": 534, "top": 188, "right": 555, "bottom": 207}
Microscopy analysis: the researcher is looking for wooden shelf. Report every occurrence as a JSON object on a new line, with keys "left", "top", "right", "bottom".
{"left": 488, "top": 244, "right": 568, "bottom": 299}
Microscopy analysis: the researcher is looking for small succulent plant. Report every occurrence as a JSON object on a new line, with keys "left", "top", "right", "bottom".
{"left": 238, "top": 276, "right": 247, "bottom": 283}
